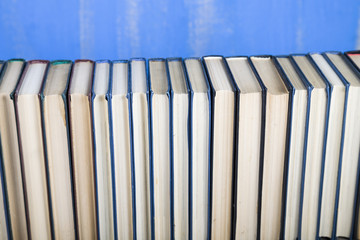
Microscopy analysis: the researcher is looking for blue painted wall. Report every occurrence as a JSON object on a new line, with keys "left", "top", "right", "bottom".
{"left": 0, "top": 0, "right": 359, "bottom": 60}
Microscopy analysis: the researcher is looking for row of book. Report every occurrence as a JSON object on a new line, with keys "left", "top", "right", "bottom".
{"left": 0, "top": 51, "right": 359, "bottom": 240}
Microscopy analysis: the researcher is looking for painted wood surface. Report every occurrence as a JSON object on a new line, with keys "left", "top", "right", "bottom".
{"left": 0, "top": 0, "right": 359, "bottom": 59}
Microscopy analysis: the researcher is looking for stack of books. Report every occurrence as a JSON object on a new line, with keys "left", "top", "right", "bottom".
{"left": 0, "top": 51, "right": 359, "bottom": 240}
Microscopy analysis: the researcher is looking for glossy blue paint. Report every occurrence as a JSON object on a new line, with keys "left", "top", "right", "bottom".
{"left": 0, "top": 0, "right": 359, "bottom": 60}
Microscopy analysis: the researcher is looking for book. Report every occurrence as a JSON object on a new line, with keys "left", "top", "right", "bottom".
{"left": 202, "top": 56, "right": 236, "bottom": 240}
{"left": 291, "top": 54, "right": 328, "bottom": 239}
{"left": 184, "top": 58, "right": 210, "bottom": 240}
{"left": 166, "top": 58, "right": 190, "bottom": 239}
{"left": 0, "top": 59, "right": 27, "bottom": 239}
{"left": 128, "top": 58, "right": 151, "bottom": 239}
{"left": 249, "top": 56, "right": 290, "bottom": 240}
{"left": 14, "top": 60, "right": 51, "bottom": 239}
{"left": 0, "top": 141, "right": 8, "bottom": 240}
{"left": 226, "top": 56, "right": 262, "bottom": 240}
{"left": 0, "top": 53, "right": 358, "bottom": 240}
{"left": 274, "top": 56, "right": 309, "bottom": 240}
{"left": 41, "top": 60, "right": 75, "bottom": 239}
{"left": 68, "top": 60, "right": 97, "bottom": 239}
{"left": 91, "top": 60, "right": 115, "bottom": 239}
{"left": 0, "top": 60, "right": 9, "bottom": 240}
{"left": 324, "top": 52, "right": 360, "bottom": 238}
{"left": 148, "top": 58, "right": 171, "bottom": 239}
{"left": 110, "top": 60, "right": 134, "bottom": 239}
{"left": 309, "top": 53, "right": 347, "bottom": 239}
{"left": 340, "top": 51, "right": 360, "bottom": 239}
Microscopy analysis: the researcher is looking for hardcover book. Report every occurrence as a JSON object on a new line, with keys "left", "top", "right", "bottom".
{"left": 41, "top": 60, "right": 75, "bottom": 239}
{"left": 15, "top": 60, "right": 51, "bottom": 239}
{"left": 202, "top": 56, "right": 236, "bottom": 240}
{"left": 148, "top": 58, "right": 171, "bottom": 239}
{"left": 167, "top": 58, "right": 190, "bottom": 239}
{"left": 342, "top": 51, "right": 360, "bottom": 239}
{"left": 0, "top": 61, "right": 9, "bottom": 240}
{"left": 128, "top": 58, "right": 151, "bottom": 239}
{"left": 274, "top": 56, "right": 309, "bottom": 240}
{"left": 91, "top": 60, "right": 116, "bottom": 240}
{"left": 291, "top": 54, "right": 329, "bottom": 240}
{"left": 0, "top": 59, "right": 27, "bottom": 240}
{"left": 249, "top": 56, "right": 290, "bottom": 240}
{"left": 310, "top": 53, "right": 347, "bottom": 239}
{"left": 110, "top": 60, "right": 134, "bottom": 239}
{"left": 184, "top": 58, "right": 211, "bottom": 240}
{"left": 0, "top": 53, "right": 357, "bottom": 240}
{"left": 226, "top": 56, "right": 263, "bottom": 240}
{"left": 68, "top": 60, "right": 97, "bottom": 239}
{"left": 324, "top": 52, "right": 360, "bottom": 239}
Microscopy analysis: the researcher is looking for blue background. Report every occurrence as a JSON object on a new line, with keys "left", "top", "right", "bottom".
{"left": 0, "top": 0, "right": 359, "bottom": 60}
